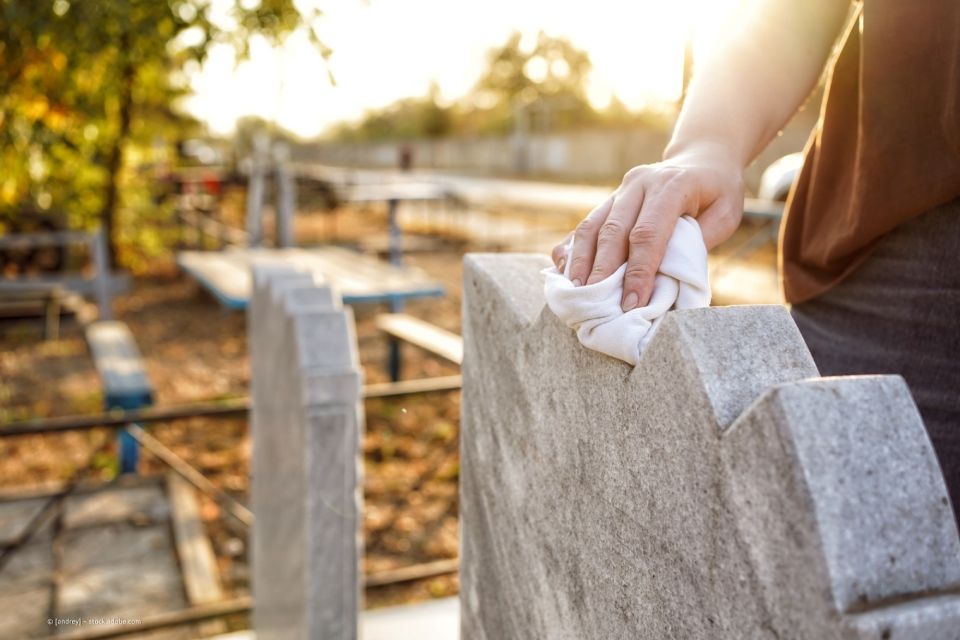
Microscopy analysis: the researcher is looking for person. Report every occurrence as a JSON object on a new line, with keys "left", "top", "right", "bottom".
{"left": 398, "top": 144, "right": 414, "bottom": 172}
{"left": 552, "top": 0, "right": 960, "bottom": 520}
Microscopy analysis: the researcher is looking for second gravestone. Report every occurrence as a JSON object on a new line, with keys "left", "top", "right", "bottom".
{"left": 250, "top": 267, "right": 363, "bottom": 640}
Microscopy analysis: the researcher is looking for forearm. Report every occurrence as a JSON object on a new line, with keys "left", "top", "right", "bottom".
{"left": 665, "top": 0, "right": 853, "bottom": 167}
{"left": 554, "top": 0, "right": 855, "bottom": 306}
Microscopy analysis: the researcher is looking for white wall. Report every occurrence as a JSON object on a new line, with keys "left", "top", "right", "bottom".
{"left": 296, "top": 110, "right": 816, "bottom": 193}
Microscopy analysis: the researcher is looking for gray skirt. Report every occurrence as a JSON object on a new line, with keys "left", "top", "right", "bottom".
{"left": 790, "top": 197, "right": 960, "bottom": 523}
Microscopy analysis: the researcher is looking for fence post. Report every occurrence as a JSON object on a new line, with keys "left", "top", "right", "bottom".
{"left": 245, "top": 135, "right": 269, "bottom": 248}
{"left": 274, "top": 143, "right": 296, "bottom": 249}
{"left": 91, "top": 229, "right": 112, "bottom": 321}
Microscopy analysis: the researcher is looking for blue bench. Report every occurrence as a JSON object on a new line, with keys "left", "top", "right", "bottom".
{"left": 85, "top": 321, "right": 154, "bottom": 474}
{"left": 177, "top": 246, "right": 444, "bottom": 310}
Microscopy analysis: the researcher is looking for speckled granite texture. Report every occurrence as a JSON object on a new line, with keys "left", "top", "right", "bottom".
{"left": 459, "top": 253, "right": 960, "bottom": 640}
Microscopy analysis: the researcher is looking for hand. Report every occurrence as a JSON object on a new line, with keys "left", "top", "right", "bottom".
{"left": 551, "top": 142, "right": 744, "bottom": 310}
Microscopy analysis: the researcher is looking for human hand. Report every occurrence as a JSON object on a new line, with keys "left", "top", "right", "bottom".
{"left": 551, "top": 142, "right": 744, "bottom": 311}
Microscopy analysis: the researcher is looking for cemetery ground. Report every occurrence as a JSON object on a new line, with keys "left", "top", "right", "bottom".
{"left": 0, "top": 204, "right": 466, "bottom": 619}
{"left": 0, "top": 196, "right": 778, "bottom": 626}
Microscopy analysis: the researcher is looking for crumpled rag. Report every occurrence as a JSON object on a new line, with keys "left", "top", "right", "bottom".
{"left": 542, "top": 215, "right": 711, "bottom": 365}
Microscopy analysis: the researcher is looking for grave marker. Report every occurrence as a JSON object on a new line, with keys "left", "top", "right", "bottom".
{"left": 250, "top": 266, "right": 362, "bottom": 640}
{"left": 459, "top": 253, "right": 960, "bottom": 640}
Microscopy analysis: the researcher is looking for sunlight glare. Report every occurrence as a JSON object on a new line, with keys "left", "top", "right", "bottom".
{"left": 182, "top": 0, "right": 744, "bottom": 138}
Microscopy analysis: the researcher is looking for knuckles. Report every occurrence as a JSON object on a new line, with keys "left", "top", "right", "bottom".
{"left": 568, "top": 254, "right": 592, "bottom": 275}
{"left": 574, "top": 217, "right": 599, "bottom": 237}
{"left": 628, "top": 221, "right": 658, "bottom": 245}
{"left": 590, "top": 262, "right": 611, "bottom": 278}
{"left": 621, "top": 165, "right": 647, "bottom": 185}
{"left": 622, "top": 163, "right": 699, "bottom": 196}
{"left": 623, "top": 261, "right": 655, "bottom": 282}
{"left": 597, "top": 219, "right": 626, "bottom": 243}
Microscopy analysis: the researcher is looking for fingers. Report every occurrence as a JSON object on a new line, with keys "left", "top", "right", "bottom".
{"left": 696, "top": 194, "right": 743, "bottom": 250}
{"left": 585, "top": 179, "right": 646, "bottom": 285}
{"left": 562, "top": 161, "right": 741, "bottom": 307}
{"left": 567, "top": 195, "right": 614, "bottom": 287}
{"left": 621, "top": 180, "right": 696, "bottom": 310}
{"left": 551, "top": 233, "right": 572, "bottom": 272}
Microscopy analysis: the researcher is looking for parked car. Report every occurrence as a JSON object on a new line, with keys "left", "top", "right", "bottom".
{"left": 759, "top": 152, "right": 804, "bottom": 202}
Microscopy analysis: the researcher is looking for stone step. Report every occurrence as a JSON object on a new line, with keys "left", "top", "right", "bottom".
{"left": 361, "top": 596, "right": 459, "bottom": 640}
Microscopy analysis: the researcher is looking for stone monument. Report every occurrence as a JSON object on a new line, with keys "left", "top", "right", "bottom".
{"left": 460, "top": 253, "right": 960, "bottom": 640}
{"left": 250, "top": 266, "right": 363, "bottom": 640}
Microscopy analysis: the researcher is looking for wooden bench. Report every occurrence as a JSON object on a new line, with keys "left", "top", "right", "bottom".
{"left": 85, "top": 321, "right": 154, "bottom": 473}
{"left": 376, "top": 313, "right": 463, "bottom": 381}
{"left": 0, "top": 229, "right": 123, "bottom": 320}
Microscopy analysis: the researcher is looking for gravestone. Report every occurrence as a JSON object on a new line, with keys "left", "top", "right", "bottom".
{"left": 274, "top": 142, "right": 297, "bottom": 249}
{"left": 460, "top": 254, "right": 960, "bottom": 640}
{"left": 250, "top": 266, "right": 363, "bottom": 640}
{"left": 245, "top": 133, "right": 269, "bottom": 247}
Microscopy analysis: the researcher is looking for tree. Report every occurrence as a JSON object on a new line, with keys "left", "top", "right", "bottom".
{"left": 330, "top": 32, "right": 600, "bottom": 143}
{"left": 332, "top": 82, "right": 454, "bottom": 142}
{"left": 0, "top": 0, "right": 326, "bottom": 267}
{"left": 470, "top": 31, "right": 596, "bottom": 133}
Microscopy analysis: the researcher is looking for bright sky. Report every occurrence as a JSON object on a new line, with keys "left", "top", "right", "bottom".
{"left": 182, "top": 0, "right": 744, "bottom": 139}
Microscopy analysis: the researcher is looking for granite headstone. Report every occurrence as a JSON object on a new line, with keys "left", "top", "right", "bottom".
{"left": 459, "top": 253, "right": 960, "bottom": 640}
{"left": 250, "top": 266, "right": 362, "bottom": 640}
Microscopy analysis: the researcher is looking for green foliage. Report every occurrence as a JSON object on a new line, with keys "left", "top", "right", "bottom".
{"left": 333, "top": 82, "right": 454, "bottom": 142}
{"left": 332, "top": 31, "right": 668, "bottom": 143}
{"left": 0, "top": 0, "right": 323, "bottom": 267}
{"left": 474, "top": 31, "right": 593, "bottom": 115}
{"left": 233, "top": 114, "right": 299, "bottom": 158}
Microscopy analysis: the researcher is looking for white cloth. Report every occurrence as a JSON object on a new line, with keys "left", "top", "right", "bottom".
{"left": 542, "top": 215, "right": 711, "bottom": 365}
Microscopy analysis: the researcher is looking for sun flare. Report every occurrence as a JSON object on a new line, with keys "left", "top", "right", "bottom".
{"left": 184, "top": 0, "right": 744, "bottom": 138}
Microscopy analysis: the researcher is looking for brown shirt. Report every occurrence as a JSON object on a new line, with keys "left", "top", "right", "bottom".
{"left": 780, "top": 1, "right": 960, "bottom": 304}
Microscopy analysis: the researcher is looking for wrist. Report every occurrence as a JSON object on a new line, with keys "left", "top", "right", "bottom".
{"left": 662, "top": 138, "right": 744, "bottom": 169}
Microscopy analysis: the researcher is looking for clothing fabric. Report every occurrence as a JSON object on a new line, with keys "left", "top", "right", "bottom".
{"left": 781, "top": 1, "right": 960, "bottom": 304}
{"left": 791, "top": 197, "right": 960, "bottom": 524}
{"left": 543, "top": 215, "right": 711, "bottom": 366}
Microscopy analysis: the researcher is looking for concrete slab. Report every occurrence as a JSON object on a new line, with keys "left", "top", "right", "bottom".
{"left": 0, "top": 479, "right": 222, "bottom": 639}
{"left": 57, "top": 522, "right": 191, "bottom": 639}
{"left": 209, "top": 598, "right": 461, "bottom": 640}
{"left": 0, "top": 497, "right": 53, "bottom": 545}
{"left": 361, "top": 597, "right": 459, "bottom": 640}
{"left": 0, "top": 538, "right": 54, "bottom": 639}
{"left": 0, "top": 498, "right": 56, "bottom": 638}
{"left": 63, "top": 484, "right": 169, "bottom": 529}
{"left": 0, "top": 585, "right": 53, "bottom": 638}
{"left": 0, "top": 537, "right": 53, "bottom": 590}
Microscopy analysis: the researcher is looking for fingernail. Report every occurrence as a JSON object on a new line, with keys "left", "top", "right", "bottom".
{"left": 622, "top": 292, "right": 639, "bottom": 311}
{"left": 572, "top": 278, "right": 582, "bottom": 287}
